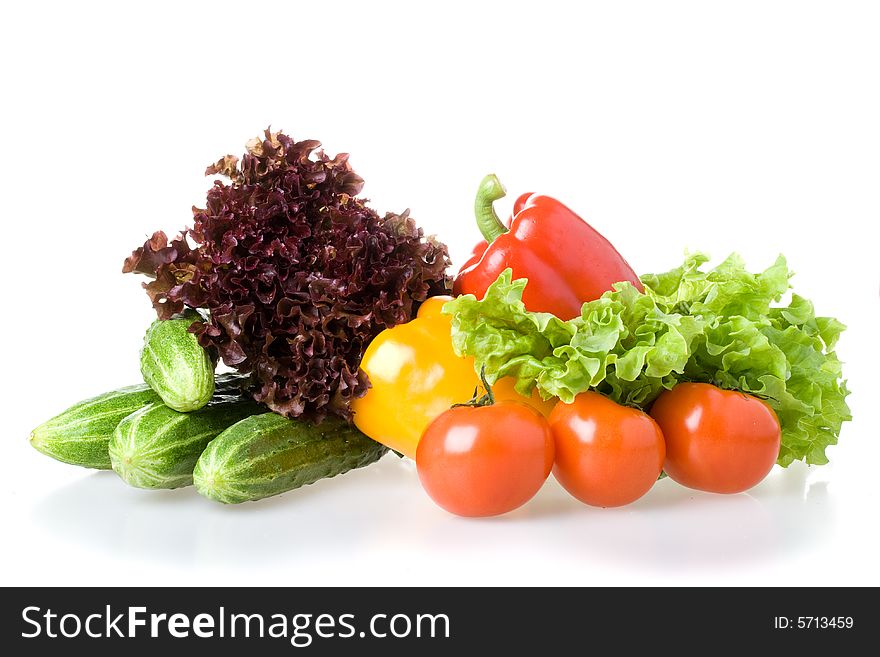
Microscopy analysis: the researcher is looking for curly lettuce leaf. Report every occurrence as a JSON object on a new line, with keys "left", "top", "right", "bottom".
{"left": 444, "top": 254, "right": 850, "bottom": 466}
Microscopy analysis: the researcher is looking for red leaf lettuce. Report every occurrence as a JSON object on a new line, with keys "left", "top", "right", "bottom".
{"left": 124, "top": 130, "right": 450, "bottom": 420}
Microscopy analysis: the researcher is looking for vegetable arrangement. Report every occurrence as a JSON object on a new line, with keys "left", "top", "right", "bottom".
{"left": 30, "top": 129, "right": 851, "bottom": 516}
{"left": 444, "top": 253, "right": 849, "bottom": 467}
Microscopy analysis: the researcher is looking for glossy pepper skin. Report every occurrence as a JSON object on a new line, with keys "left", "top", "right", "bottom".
{"left": 352, "top": 296, "right": 556, "bottom": 458}
{"left": 453, "top": 175, "right": 643, "bottom": 320}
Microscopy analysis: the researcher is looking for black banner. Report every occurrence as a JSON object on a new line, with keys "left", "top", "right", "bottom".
{"left": 0, "top": 587, "right": 870, "bottom": 654}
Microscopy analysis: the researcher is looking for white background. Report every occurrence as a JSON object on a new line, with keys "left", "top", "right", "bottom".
{"left": 2, "top": 0, "right": 878, "bottom": 586}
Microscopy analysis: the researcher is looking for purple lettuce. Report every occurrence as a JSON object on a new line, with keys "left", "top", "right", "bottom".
{"left": 124, "top": 130, "right": 450, "bottom": 420}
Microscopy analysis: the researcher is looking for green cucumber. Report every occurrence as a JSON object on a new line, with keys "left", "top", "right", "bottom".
{"left": 30, "top": 384, "right": 162, "bottom": 469}
{"left": 194, "top": 413, "right": 388, "bottom": 504}
{"left": 141, "top": 311, "right": 215, "bottom": 412}
{"left": 109, "top": 378, "right": 259, "bottom": 490}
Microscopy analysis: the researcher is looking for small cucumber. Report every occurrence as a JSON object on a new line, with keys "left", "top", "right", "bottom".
{"left": 194, "top": 413, "right": 388, "bottom": 504}
{"left": 141, "top": 311, "right": 215, "bottom": 412}
{"left": 109, "top": 377, "right": 259, "bottom": 490}
{"left": 30, "top": 384, "right": 161, "bottom": 469}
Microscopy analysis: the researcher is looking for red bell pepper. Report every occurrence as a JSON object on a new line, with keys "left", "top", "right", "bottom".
{"left": 453, "top": 174, "right": 643, "bottom": 319}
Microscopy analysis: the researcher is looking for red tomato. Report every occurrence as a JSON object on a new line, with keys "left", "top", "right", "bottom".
{"left": 549, "top": 392, "right": 665, "bottom": 508}
{"left": 650, "top": 383, "right": 781, "bottom": 494}
{"left": 416, "top": 402, "right": 554, "bottom": 517}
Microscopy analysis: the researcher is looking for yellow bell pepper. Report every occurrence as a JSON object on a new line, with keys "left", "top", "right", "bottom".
{"left": 352, "top": 296, "right": 556, "bottom": 458}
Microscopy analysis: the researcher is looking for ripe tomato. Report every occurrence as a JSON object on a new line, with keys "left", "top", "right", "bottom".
{"left": 549, "top": 392, "right": 665, "bottom": 508}
{"left": 649, "top": 383, "right": 781, "bottom": 494}
{"left": 416, "top": 402, "right": 554, "bottom": 517}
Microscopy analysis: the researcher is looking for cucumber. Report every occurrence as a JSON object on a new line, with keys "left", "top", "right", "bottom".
{"left": 109, "top": 377, "right": 259, "bottom": 490}
{"left": 194, "top": 413, "right": 388, "bottom": 504}
{"left": 141, "top": 311, "right": 215, "bottom": 412}
{"left": 30, "top": 384, "right": 162, "bottom": 469}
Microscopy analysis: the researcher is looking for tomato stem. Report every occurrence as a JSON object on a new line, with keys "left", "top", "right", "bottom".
{"left": 452, "top": 365, "right": 496, "bottom": 408}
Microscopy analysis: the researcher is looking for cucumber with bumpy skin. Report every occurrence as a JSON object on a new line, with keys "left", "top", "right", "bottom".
{"left": 30, "top": 384, "right": 161, "bottom": 469}
{"left": 109, "top": 376, "right": 259, "bottom": 490}
{"left": 194, "top": 413, "right": 388, "bottom": 504}
{"left": 141, "top": 311, "right": 215, "bottom": 412}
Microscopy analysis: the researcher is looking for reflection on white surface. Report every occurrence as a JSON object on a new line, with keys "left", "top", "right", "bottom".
{"left": 31, "top": 456, "right": 833, "bottom": 579}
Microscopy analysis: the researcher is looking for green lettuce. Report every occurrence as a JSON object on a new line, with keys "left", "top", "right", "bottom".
{"left": 443, "top": 253, "right": 850, "bottom": 466}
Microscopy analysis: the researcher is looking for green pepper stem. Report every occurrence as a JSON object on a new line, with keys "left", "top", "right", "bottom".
{"left": 475, "top": 174, "right": 509, "bottom": 244}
